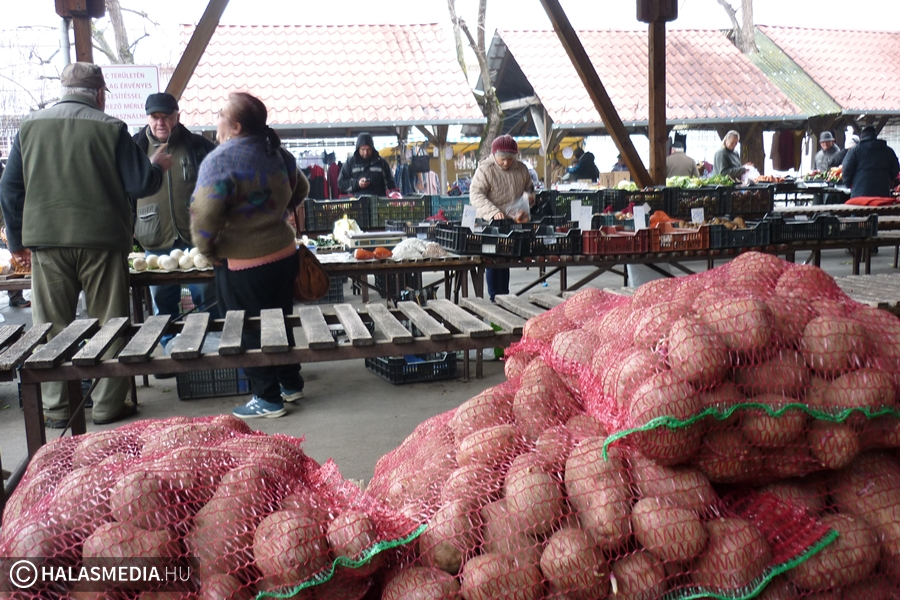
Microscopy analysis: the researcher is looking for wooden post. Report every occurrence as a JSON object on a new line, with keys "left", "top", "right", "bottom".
{"left": 72, "top": 16, "right": 93, "bottom": 62}
{"left": 648, "top": 20, "right": 667, "bottom": 185}
{"left": 165, "top": 0, "right": 230, "bottom": 100}
{"left": 539, "top": 0, "right": 652, "bottom": 189}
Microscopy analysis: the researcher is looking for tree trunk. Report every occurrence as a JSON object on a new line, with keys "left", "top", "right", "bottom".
{"left": 446, "top": 0, "right": 467, "bottom": 80}
{"left": 717, "top": 0, "right": 757, "bottom": 54}
{"left": 106, "top": 0, "right": 134, "bottom": 63}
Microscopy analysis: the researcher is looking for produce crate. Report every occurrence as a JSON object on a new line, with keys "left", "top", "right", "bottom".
{"left": 582, "top": 227, "right": 650, "bottom": 255}
{"left": 648, "top": 223, "right": 710, "bottom": 252}
{"left": 829, "top": 214, "right": 878, "bottom": 239}
{"left": 595, "top": 214, "right": 636, "bottom": 230}
{"left": 306, "top": 276, "right": 346, "bottom": 305}
{"left": 668, "top": 187, "right": 724, "bottom": 219}
{"left": 765, "top": 215, "right": 833, "bottom": 244}
{"left": 554, "top": 190, "right": 602, "bottom": 218}
{"left": 365, "top": 353, "right": 457, "bottom": 384}
{"left": 530, "top": 190, "right": 555, "bottom": 220}
{"left": 599, "top": 189, "right": 627, "bottom": 211}
{"left": 384, "top": 219, "right": 438, "bottom": 240}
{"left": 428, "top": 195, "right": 468, "bottom": 221}
{"left": 529, "top": 226, "right": 582, "bottom": 255}
{"left": 723, "top": 187, "right": 775, "bottom": 217}
{"left": 434, "top": 224, "right": 531, "bottom": 257}
{"left": 623, "top": 189, "right": 668, "bottom": 213}
{"left": 176, "top": 368, "right": 249, "bottom": 400}
{"left": 707, "top": 221, "right": 771, "bottom": 249}
{"left": 305, "top": 198, "right": 370, "bottom": 231}
{"left": 369, "top": 195, "right": 431, "bottom": 228}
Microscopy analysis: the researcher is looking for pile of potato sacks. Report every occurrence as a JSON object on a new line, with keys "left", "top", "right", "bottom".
{"left": 365, "top": 252, "right": 900, "bottom": 599}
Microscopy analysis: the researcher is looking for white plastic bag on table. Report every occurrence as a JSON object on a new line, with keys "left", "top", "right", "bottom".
{"left": 505, "top": 192, "right": 532, "bottom": 223}
{"left": 333, "top": 214, "right": 363, "bottom": 245}
{"left": 741, "top": 165, "right": 760, "bottom": 185}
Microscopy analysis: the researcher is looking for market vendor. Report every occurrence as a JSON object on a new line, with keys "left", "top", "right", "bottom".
{"left": 814, "top": 131, "right": 841, "bottom": 172}
{"left": 469, "top": 134, "right": 534, "bottom": 302}
{"left": 713, "top": 130, "right": 751, "bottom": 181}
{"left": 338, "top": 132, "right": 396, "bottom": 197}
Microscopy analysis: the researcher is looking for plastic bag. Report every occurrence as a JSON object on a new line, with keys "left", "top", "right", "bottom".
{"left": 333, "top": 214, "right": 363, "bottom": 245}
{"left": 506, "top": 192, "right": 531, "bottom": 223}
{"left": 742, "top": 165, "right": 760, "bottom": 185}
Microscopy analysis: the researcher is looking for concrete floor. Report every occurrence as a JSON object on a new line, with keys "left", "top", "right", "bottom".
{"left": 0, "top": 248, "right": 896, "bottom": 487}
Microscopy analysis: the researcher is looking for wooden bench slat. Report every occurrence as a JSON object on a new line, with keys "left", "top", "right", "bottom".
{"left": 0, "top": 323, "right": 52, "bottom": 371}
{"left": 72, "top": 317, "right": 130, "bottom": 366}
{"left": 396, "top": 302, "right": 452, "bottom": 340}
{"left": 26, "top": 319, "right": 100, "bottom": 369}
{"left": 260, "top": 309, "right": 290, "bottom": 353}
{"left": 0, "top": 324, "right": 24, "bottom": 353}
{"left": 296, "top": 307, "right": 337, "bottom": 350}
{"left": 334, "top": 304, "right": 373, "bottom": 347}
{"left": 118, "top": 316, "right": 169, "bottom": 363}
{"left": 363, "top": 304, "right": 413, "bottom": 344}
{"left": 529, "top": 293, "right": 565, "bottom": 309}
{"left": 426, "top": 299, "right": 495, "bottom": 338}
{"left": 460, "top": 297, "right": 526, "bottom": 334}
{"left": 219, "top": 310, "right": 245, "bottom": 355}
{"left": 169, "top": 313, "right": 210, "bottom": 359}
{"left": 495, "top": 294, "right": 544, "bottom": 319}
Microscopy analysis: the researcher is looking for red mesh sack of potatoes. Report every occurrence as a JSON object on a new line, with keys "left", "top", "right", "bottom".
{"left": 0, "top": 416, "right": 413, "bottom": 599}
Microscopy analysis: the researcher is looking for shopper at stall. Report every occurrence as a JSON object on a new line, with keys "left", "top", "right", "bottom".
{"left": 0, "top": 62, "right": 171, "bottom": 428}
{"left": 611, "top": 153, "right": 629, "bottom": 172}
{"left": 566, "top": 148, "right": 600, "bottom": 182}
{"left": 842, "top": 125, "right": 900, "bottom": 199}
{"left": 469, "top": 134, "right": 534, "bottom": 302}
{"left": 338, "top": 132, "right": 396, "bottom": 197}
{"left": 814, "top": 131, "right": 841, "bottom": 172}
{"left": 713, "top": 130, "right": 750, "bottom": 181}
{"left": 191, "top": 91, "right": 308, "bottom": 419}
{"left": 666, "top": 142, "right": 699, "bottom": 177}
{"left": 829, "top": 134, "right": 859, "bottom": 169}
{"left": 134, "top": 92, "right": 219, "bottom": 357}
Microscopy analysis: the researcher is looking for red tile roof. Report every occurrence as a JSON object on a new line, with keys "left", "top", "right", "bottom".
{"left": 759, "top": 26, "right": 900, "bottom": 114}
{"left": 178, "top": 24, "right": 485, "bottom": 132}
{"left": 496, "top": 29, "right": 803, "bottom": 127}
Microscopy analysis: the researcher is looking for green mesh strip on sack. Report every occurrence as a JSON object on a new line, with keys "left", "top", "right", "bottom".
{"left": 255, "top": 523, "right": 428, "bottom": 599}
{"left": 602, "top": 402, "right": 900, "bottom": 460}
{"left": 661, "top": 528, "right": 838, "bottom": 600}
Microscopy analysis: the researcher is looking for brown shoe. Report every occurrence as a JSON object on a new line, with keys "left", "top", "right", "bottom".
{"left": 9, "top": 297, "right": 30, "bottom": 308}
{"left": 93, "top": 400, "right": 137, "bottom": 425}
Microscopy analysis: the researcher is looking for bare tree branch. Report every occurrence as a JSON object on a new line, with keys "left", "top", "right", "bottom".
{"left": 716, "top": 0, "right": 741, "bottom": 34}
{"left": 106, "top": 0, "right": 135, "bottom": 63}
{"left": 91, "top": 23, "right": 120, "bottom": 64}
{"left": 717, "top": 0, "right": 757, "bottom": 54}
{"left": 0, "top": 73, "right": 49, "bottom": 110}
{"left": 121, "top": 7, "right": 160, "bottom": 28}
{"left": 446, "top": 0, "right": 468, "bottom": 80}
{"left": 128, "top": 32, "right": 150, "bottom": 52}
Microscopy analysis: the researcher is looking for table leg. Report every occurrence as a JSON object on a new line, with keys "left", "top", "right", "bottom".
{"left": 852, "top": 248, "right": 861, "bottom": 275}
{"left": 22, "top": 382, "right": 45, "bottom": 458}
{"left": 865, "top": 247, "right": 872, "bottom": 275}
{"left": 559, "top": 267, "right": 567, "bottom": 292}
{"left": 813, "top": 250, "right": 821, "bottom": 268}
{"left": 362, "top": 275, "right": 370, "bottom": 303}
{"left": 66, "top": 379, "right": 86, "bottom": 436}
{"left": 894, "top": 244, "right": 899, "bottom": 269}
{"left": 475, "top": 266, "right": 485, "bottom": 298}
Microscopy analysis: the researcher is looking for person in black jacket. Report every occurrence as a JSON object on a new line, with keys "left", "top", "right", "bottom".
{"left": 338, "top": 132, "right": 396, "bottom": 197}
{"left": 565, "top": 148, "right": 600, "bottom": 182}
{"left": 842, "top": 126, "right": 900, "bottom": 199}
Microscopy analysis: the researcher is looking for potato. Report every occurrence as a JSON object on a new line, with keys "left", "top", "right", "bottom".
{"left": 563, "top": 287, "right": 614, "bottom": 325}
{"left": 460, "top": 553, "right": 542, "bottom": 600}
{"left": 109, "top": 470, "right": 182, "bottom": 531}
{"left": 541, "top": 528, "right": 609, "bottom": 600}
{"left": 382, "top": 566, "right": 461, "bottom": 600}
{"left": 441, "top": 462, "right": 503, "bottom": 506}
{"left": 732, "top": 349, "right": 810, "bottom": 397}
{"left": 582, "top": 303, "right": 638, "bottom": 340}
{"left": 741, "top": 400, "right": 807, "bottom": 447}
{"left": 728, "top": 252, "right": 784, "bottom": 295}
{"left": 788, "top": 513, "right": 879, "bottom": 590}
{"left": 45, "top": 465, "right": 116, "bottom": 537}
{"left": 1, "top": 519, "right": 73, "bottom": 559}
{"left": 327, "top": 510, "right": 382, "bottom": 577}
{"left": 628, "top": 451, "right": 716, "bottom": 513}
{"left": 631, "top": 277, "right": 681, "bottom": 309}
{"left": 667, "top": 316, "right": 729, "bottom": 387}
{"left": 455, "top": 424, "right": 521, "bottom": 468}
{"left": 693, "top": 518, "right": 772, "bottom": 591}
{"left": 419, "top": 498, "right": 479, "bottom": 575}
{"left": 503, "top": 351, "right": 532, "bottom": 380}
{"left": 83, "top": 521, "right": 181, "bottom": 560}
{"left": 197, "top": 573, "right": 253, "bottom": 600}
{"left": 609, "top": 550, "right": 666, "bottom": 600}
{"left": 697, "top": 296, "right": 774, "bottom": 354}
{"left": 141, "top": 422, "right": 234, "bottom": 455}
{"left": 801, "top": 316, "right": 869, "bottom": 373}
{"left": 504, "top": 458, "right": 564, "bottom": 537}
{"left": 566, "top": 413, "right": 606, "bottom": 442}
{"left": 632, "top": 497, "right": 708, "bottom": 563}
{"left": 629, "top": 372, "right": 704, "bottom": 465}
{"left": 187, "top": 503, "right": 257, "bottom": 577}
{"left": 854, "top": 305, "right": 900, "bottom": 363}
{"left": 864, "top": 416, "right": 900, "bottom": 448}
{"left": 760, "top": 479, "right": 827, "bottom": 515}
{"left": 534, "top": 425, "right": 574, "bottom": 471}
{"left": 755, "top": 576, "right": 798, "bottom": 600}
{"left": 72, "top": 429, "right": 140, "bottom": 467}
{"left": 694, "top": 428, "right": 762, "bottom": 484}
{"left": 823, "top": 368, "right": 897, "bottom": 409}
{"left": 551, "top": 328, "right": 601, "bottom": 368}
{"left": 449, "top": 385, "right": 514, "bottom": 441}
{"left": 522, "top": 307, "right": 575, "bottom": 343}
{"left": 479, "top": 498, "right": 541, "bottom": 563}
{"left": 768, "top": 295, "right": 816, "bottom": 346}
{"left": 513, "top": 357, "right": 580, "bottom": 441}
{"left": 762, "top": 444, "right": 818, "bottom": 480}
{"left": 808, "top": 420, "right": 860, "bottom": 470}
{"left": 597, "top": 347, "right": 666, "bottom": 412}
{"left": 632, "top": 301, "right": 690, "bottom": 347}
{"left": 774, "top": 265, "right": 840, "bottom": 301}
{"left": 839, "top": 578, "right": 898, "bottom": 600}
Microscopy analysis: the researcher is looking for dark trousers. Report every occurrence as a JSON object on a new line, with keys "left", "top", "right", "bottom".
{"left": 486, "top": 268, "right": 510, "bottom": 301}
{"left": 214, "top": 254, "right": 303, "bottom": 403}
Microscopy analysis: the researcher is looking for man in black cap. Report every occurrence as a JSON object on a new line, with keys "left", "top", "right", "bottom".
{"left": 133, "top": 92, "right": 218, "bottom": 357}
{"left": 842, "top": 125, "right": 900, "bottom": 199}
{"left": 0, "top": 62, "right": 172, "bottom": 428}
{"left": 814, "top": 131, "right": 841, "bottom": 172}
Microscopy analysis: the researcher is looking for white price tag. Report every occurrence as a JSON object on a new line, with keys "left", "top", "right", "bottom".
{"left": 481, "top": 244, "right": 497, "bottom": 254}
{"left": 643, "top": 202, "right": 652, "bottom": 214}
{"left": 632, "top": 205, "right": 647, "bottom": 230}
{"left": 570, "top": 200, "right": 582, "bottom": 223}
{"left": 542, "top": 237, "right": 557, "bottom": 245}
{"left": 794, "top": 215, "right": 809, "bottom": 221}
{"left": 579, "top": 206, "right": 593, "bottom": 231}
{"left": 691, "top": 208, "right": 705, "bottom": 224}
{"left": 462, "top": 205, "right": 478, "bottom": 231}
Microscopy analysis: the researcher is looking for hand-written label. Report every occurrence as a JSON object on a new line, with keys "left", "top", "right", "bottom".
{"left": 462, "top": 205, "right": 477, "bottom": 231}
{"left": 633, "top": 206, "right": 647, "bottom": 230}
{"left": 570, "top": 200, "right": 582, "bottom": 223}
{"left": 691, "top": 208, "right": 705, "bottom": 224}
{"left": 579, "top": 206, "right": 593, "bottom": 231}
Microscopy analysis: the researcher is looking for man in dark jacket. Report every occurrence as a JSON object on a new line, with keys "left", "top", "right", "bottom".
{"left": 133, "top": 93, "right": 218, "bottom": 354}
{"left": 566, "top": 148, "right": 600, "bottom": 182}
{"left": 842, "top": 126, "right": 900, "bottom": 199}
{"left": 338, "top": 132, "right": 396, "bottom": 197}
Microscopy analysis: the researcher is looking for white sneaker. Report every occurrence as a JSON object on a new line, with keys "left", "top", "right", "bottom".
{"left": 282, "top": 389, "right": 305, "bottom": 403}
{"left": 233, "top": 396, "right": 286, "bottom": 419}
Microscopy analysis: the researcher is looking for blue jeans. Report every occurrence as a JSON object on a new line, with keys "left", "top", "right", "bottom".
{"left": 486, "top": 268, "right": 510, "bottom": 301}
{"left": 148, "top": 244, "right": 219, "bottom": 347}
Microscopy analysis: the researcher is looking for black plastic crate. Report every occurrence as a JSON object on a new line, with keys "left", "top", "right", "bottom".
{"left": 623, "top": 189, "right": 667, "bottom": 213}
{"left": 434, "top": 224, "right": 531, "bottom": 257}
{"left": 600, "top": 188, "right": 627, "bottom": 211}
{"left": 428, "top": 196, "right": 467, "bottom": 221}
{"left": 529, "top": 226, "right": 582, "bottom": 255}
{"left": 828, "top": 214, "right": 878, "bottom": 239}
{"left": 707, "top": 220, "right": 771, "bottom": 249}
{"left": 765, "top": 214, "right": 833, "bottom": 243}
{"left": 554, "top": 190, "right": 602, "bottom": 218}
{"left": 375, "top": 273, "right": 423, "bottom": 299}
{"left": 369, "top": 195, "right": 431, "bottom": 228}
{"left": 306, "top": 276, "right": 345, "bottom": 305}
{"left": 668, "top": 187, "right": 724, "bottom": 219}
{"left": 176, "top": 368, "right": 249, "bottom": 400}
{"left": 724, "top": 187, "right": 774, "bottom": 217}
{"left": 384, "top": 219, "right": 438, "bottom": 240}
{"left": 305, "top": 198, "right": 370, "bottom": 231}
{"left": 365, "top": 353, "right": 457, "bottom": 384}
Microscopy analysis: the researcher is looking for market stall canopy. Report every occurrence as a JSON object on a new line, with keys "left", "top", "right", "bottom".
{"left": 485, "top": 28, "right": 806, "bottom": 136}
{"left": 177, "top": 23, "right": 486, "bottom": 138}
{"left": 758, "top": 26, "right": 900, "bottom": 125}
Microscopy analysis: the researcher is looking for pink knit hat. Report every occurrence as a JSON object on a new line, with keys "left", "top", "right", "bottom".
{"left": 491, "top": 134, "right": 518, "bottom": 155}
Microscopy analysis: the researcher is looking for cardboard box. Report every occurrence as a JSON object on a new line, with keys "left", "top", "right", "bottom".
{"left": 598, "top": 172, "right": 631, "bottom": 189}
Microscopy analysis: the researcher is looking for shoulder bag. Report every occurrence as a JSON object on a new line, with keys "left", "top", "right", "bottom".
{"left": 293, "top": 244, "right": 330, "bottom": 302}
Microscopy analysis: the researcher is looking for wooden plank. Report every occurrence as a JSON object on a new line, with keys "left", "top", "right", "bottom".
{"left": 363, "top": 304, "right": 413, "bottom": 344}
{"left": 334, "top": 304, "right": 373, "bottom": 347}
{"left": 396, "top": 302, "right": 452, "bottom": 341}
{"left": 72, "top": 317, "right": 130, "bottom": 366}
{"left": 118, "top": 316, "right": 170, "bottom": 363}
{"left": 528, "top": 293, "right": 565, "bottom": 309}
{"left": 260, "top": 309, "right": 290, "bottom": 353}
{"left": 0, "top": 323, "right": 52, "bottom": 371}
{"left": 219, "top": 310, "right": 245, "bottom": 355}
{"left": 495, "top": 294, "right": 544, "bottom": 319}
{"left": 165, "top": 0, "right": 230, "bottom": 98}
{"left": 426, "top": 299, "right": 495, "bottom": 338}
{"left": 296, "top": 307, "right": 337, "bottom": 350}
{"left": 0, "top": 324, "right": 24, "bottom": 352}
{"left": 25, "top": 319, "right": 99, "bottom": 369}
{"left": 169, "top": 312, "right": 210, "bottom": 359}
{"left": 460, "top": 297, "right": 526, "bottom": 334}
